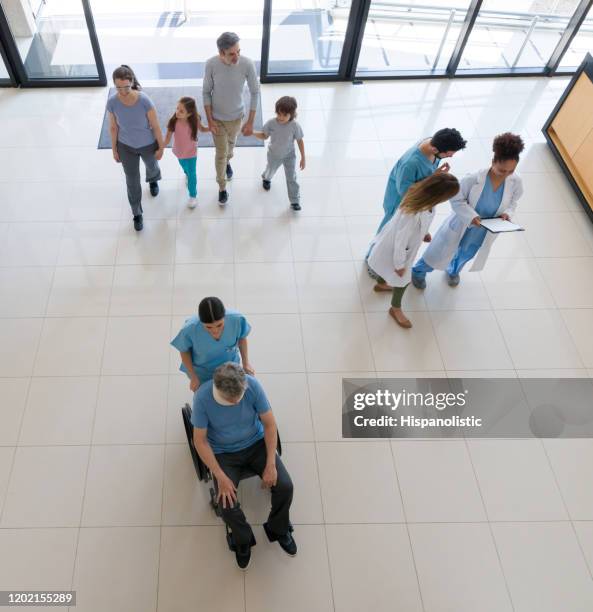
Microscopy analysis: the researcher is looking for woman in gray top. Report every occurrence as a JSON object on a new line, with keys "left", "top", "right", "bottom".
{"left": 106, "top": 65, "right": 164, "bottom": 231}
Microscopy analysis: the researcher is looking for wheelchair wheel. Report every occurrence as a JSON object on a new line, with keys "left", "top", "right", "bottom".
{"left": 181, "top": 404, "right": 208, "bottom": 481}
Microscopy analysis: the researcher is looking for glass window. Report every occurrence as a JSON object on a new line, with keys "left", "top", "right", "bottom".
{"left": 267, "top": 0, "right": 353, "bottom": 75}
{"left": 90, "top": 1, "right": 264, "bottom": 82}
{"left": 0, "top": 0, "right": 100, "bottom": 80}
{"left": 559, "top": 4, "right": 593, "bottom": 70}
{"left": 356, "top": 0, "right": 474, "bottom": 74}
{"left": 457, "top": 0, "right": 581, "bottom": 72}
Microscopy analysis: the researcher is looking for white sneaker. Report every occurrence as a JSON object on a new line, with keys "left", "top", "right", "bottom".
{"left": 187, "top": 197, "right": 197, "bottom": 209}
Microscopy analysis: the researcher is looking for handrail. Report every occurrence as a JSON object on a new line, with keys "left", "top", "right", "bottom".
{"left": 512, "top": 15, "right": 539, "bottom": 67}
{"left": 331, "top": 3, "right": 593, "bottom": 33}
{"left": 432, "top": 8, "right": 455, "bottom": 69}
{"left": 368, "top": 0, "right": 582, "bottom": 22}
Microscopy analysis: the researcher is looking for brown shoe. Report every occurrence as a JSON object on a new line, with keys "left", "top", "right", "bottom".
{"left": 389, "top": 307, "right": 412, "bottom": 328}
{"left": 374, "top": 282, "right": 393, "bottom": 292}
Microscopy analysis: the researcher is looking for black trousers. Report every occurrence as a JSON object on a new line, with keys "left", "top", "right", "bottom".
{"left": 215, "top": 438, "right": 293, "bottom": 548}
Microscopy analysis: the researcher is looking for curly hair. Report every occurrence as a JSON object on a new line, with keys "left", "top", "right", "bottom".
{"left": 275, "top": 96, "right": 298, "bottom": 121}
{"left": 431, "top": 128, "right": 467, "bottom": 153}
{"left": 492, "top": 133, "right": 525, "bottom": 162}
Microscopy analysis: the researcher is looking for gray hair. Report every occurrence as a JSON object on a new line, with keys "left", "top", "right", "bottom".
{"left": 217, "top": 32, "right": 240, "bottom": 52}
{"left": 213, "top": 362, "right": 247, "bottom": 398}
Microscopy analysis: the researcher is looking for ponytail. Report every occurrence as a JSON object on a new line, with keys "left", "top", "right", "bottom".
{"left": 112, "top": 64, "right": 141, "bottom": 90}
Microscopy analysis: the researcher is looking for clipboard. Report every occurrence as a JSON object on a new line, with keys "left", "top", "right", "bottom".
{"left": 479, "top": 218, "right": 525, "bottom": 233}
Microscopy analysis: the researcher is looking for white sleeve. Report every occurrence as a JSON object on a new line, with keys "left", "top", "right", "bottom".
{"left": 392, "top": 213, "right": 415, "bottom": 269}
{"left": 451, "top": 173, "right": 480, "bottom": 223}
{"left": 505, "top": 176, "right": 523, "bottom": 217}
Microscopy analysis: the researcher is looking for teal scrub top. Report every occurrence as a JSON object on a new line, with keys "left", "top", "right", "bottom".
{"left": 170, "top": 310, "right": 251, "bottom": 382}
{"left": 378, "top": 142, "right": 440, "bottom": 233}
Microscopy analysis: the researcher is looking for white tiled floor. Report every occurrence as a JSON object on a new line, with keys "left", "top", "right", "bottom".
{"left": 1, "top": 77, "right": 593, "bottom": 610}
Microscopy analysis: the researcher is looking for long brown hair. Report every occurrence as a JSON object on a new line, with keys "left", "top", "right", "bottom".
{"left": 400, "top": 173, "right": 460, "bottom": 214}
{"left": 167, "top": 96, "right": 199, "bottom": 141}
{"left": 112, "top": 64, "right": 141, "bottom": 90}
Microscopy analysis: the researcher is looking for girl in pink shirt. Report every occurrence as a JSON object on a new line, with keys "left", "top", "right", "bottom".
{"left": 164, "top": 97, "right": 208, "bottom": 208}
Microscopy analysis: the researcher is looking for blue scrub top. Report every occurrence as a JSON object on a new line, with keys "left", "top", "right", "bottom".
{"left": 450, "top": 175, "right": 505, "bottom": 273}
{"left": 378, "top": 142, "right": 440, "bottom": 233}
{"left": 170, "top": 310, "right": 251, "bottom": 382}
{"left": 191, "top": 376, "right": 270, "bottom": 454}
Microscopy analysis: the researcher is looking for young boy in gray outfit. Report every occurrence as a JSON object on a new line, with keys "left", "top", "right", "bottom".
{"left": 254, "top": 96, "right": 306, "bottom": 211}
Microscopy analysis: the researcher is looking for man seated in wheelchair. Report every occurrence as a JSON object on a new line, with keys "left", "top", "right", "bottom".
{"left": 192, "top": 361, "right": 296, "bottom": 570}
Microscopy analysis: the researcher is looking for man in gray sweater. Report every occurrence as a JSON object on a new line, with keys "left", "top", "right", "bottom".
{"left": 203, "top": 32, "right": 260, "bottom": 205}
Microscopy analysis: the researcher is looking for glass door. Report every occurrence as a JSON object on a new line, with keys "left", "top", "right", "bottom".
{"left": 0, "top": 0, "right": 105, "bottom": 85}
{"left": 262, "top": 0, "right": 362, "bottom": 78}
{"left": 455, "top": 0, "right": 582, "bottom": 73}
{"left": 355, "top": 0, "right": 475, "bottom": 75}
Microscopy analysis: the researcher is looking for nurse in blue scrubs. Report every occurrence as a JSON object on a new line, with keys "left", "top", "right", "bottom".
{"left": 376, "top": 128, "right": 467, "bottom": 234}
{"left": 171, "top": 296, "right": 253, "bottom": 392}
{"left": 412, "top": 133, "right": 525, "bottom": 288}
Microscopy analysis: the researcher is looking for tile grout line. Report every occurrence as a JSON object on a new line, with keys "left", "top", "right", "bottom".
{"left": 155, "top": 184, "right": 181, "bottom": 612}
{"left": 463, "top": 283, "right": 517, "bottom": 611}
{"left": 462, "top": 438, "right": 517, "bottom": 612}
{"left": 227, "top": 174, "right": 247, "bottom": 612}
{"left": 387, "top": 441, "right": 427, "bottom": 612}
{"left": 0, "top": 518, "right": 589, "bottom": 531}
{"left": 0, "top": 219, "right": 67, "bottom": 525}
{"left": 66, "top": 198, "right": 119, "bottom": 596}
{"left": 286, "top": 205, "right": 337, "bottom": 612}
{"left": 352, "top": 243, "right": 429, "bottom": 611}
{"left": 540, "top": 440, "right": 593, "bottom": 583}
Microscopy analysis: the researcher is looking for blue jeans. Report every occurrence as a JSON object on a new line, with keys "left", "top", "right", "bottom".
{"left": 178, "top": 157, "right": 197, "bottom": 198}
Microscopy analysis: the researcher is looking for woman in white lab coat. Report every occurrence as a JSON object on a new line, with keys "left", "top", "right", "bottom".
{"left": 412, "top": 133, "right": 524, "bottom": 288}
{"left": 368, "top": 173, "right": 460, "bottom": 328}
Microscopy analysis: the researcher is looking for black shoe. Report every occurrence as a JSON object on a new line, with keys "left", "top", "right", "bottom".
{"left": 235, "top": 545, "right": 251, "bottom": 570}
{"left": 262, "top": 179, "right": 271, "bottom": 191}
{"left": 133, "top": 215, "right": 143, "bottom": 231}
{"left": 263, "top": 522, "right": 297, "bottom": 557}
{"left": 218, "top": 190, "right": 229, "bottom": 205}
{"left": 226, "top": 163, "right": 233, "bottom": 180}
{"left": 290, "top": 202, "right": 301, "bottom": 211}
{"left": 149, "top": 182, "right": 159, "bottom": 197}
{"left": 277, "top": 532, "right": 297, "bottom": 556}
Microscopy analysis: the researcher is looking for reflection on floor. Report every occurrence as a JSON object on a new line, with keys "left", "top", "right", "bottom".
{"left": 1, "top": 77, "right": 593, "bottom": 611}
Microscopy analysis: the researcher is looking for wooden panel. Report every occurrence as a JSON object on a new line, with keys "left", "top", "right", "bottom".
{"left": 550, "top": 74, "right": 593, "bottom": 158}
{"left": 572, "top": 129, "right": 593, "bottom": 211}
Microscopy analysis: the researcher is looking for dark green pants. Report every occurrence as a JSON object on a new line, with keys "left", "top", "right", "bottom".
{"left": 375, "top": 274, "right": 409, "bottom": 308}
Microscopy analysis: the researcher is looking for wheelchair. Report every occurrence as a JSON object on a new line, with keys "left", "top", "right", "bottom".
{"left": 181, "top": 403, "right": 288, "bottom": 552}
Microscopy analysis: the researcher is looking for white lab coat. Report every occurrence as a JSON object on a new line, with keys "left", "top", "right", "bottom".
{"left": 422, "top": 169, "right": 523, "bottom": 272}
{"left": 368, "top": 207, "right": 435, "bottom": 287}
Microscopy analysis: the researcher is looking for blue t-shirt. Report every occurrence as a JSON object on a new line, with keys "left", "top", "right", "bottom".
{"left": 170, "top": 310, "right": 251, "bottom": 383}
{"left": 106, "top": 91, "right": 156, "bottom": 149}
{"left": 191, "top": 376, "right": 270, "bottom": 454}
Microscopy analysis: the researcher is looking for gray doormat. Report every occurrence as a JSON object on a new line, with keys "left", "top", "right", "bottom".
{"left": 98, "top": 86, "right": 264, "bottom": 149}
